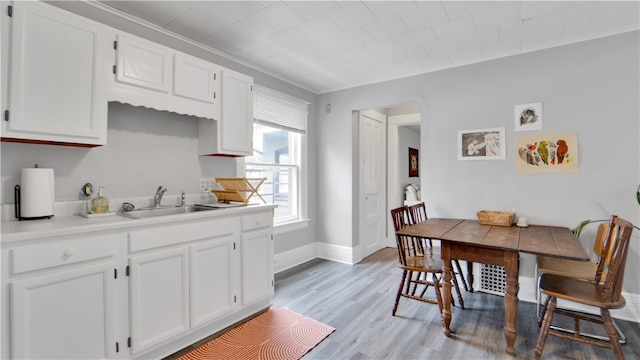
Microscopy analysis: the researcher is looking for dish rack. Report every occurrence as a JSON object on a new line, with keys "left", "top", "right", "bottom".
{"left": 212, "top": 177, "right": 267, "bottom": 205}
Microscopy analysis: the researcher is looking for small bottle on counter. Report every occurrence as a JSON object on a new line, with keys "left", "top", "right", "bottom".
{"left": 91, "top": 186, "right": 109, "bottom": 214}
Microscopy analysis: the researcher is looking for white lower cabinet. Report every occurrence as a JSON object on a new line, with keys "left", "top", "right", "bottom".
{"left": 128, "top": 222, "right": 239, "bottom": 356}
{"left": 1, "top": 208, "right": 274, "bottom": 359}
{"left": 241, "top": 213, "right": 274, "bottom": 307}
{"left": 2, "top": 232, "right": 121, "bottom": 360}
{"left": 129, "top": 247, "right": 190, "bottom": 355}
{"left": 11, "top": 263, "right": 117, "bottom": 359}
{"left": 190, "top": 236, "right": 237, "bottom": 328}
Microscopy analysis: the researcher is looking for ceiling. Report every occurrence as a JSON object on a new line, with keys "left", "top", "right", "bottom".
{"left": 97, "top": 1, "right": 639, "bottom": 94}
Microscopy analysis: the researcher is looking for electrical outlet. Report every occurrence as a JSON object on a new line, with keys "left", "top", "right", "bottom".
{"left": 200, "top": 178, "right": 216, "bottom": 190}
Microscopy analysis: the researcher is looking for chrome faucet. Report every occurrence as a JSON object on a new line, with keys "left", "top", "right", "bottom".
{"left": 153, "top": 186, "right": 168, "bottom": 207}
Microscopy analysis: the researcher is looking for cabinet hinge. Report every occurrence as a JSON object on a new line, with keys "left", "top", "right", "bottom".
{"left": 112, "top": 65, "right": 116, "bottom": 74}
{"left": 233, "top": 295, "right": 237, "bottom": 303}
{"left": 250, "top": 85, "right": 253, "bottom": 91}
{"left": 272, "top": 280, "right": 274, "bottom": 287}
{"left": 114, "top": 268, "right": 118, "bottom": 279}
{"left": 126, "top": 265, "right": 130, "bottom": 276}
{"left": 7, "top": 5, "right": 12, "bottom": 17}
{"left": 4, "top": 110, "right": 8, "bottom": 121}
{"left": 213, "top": 91, "right": 216, "bottom": 100}
{"left": 213, "top": 73, "right": 216, "bottom": 80}
{"left": 128, "top": 337, "right": 131, "bottom": 348}
{"left": 233, "top": 242, "right": 236, "bottom": 250}
{"left": 116, "top": 342, "right": 119, "bottom": 353}
{"left": 113, "top": 40, "right": 117, "bottom": 50}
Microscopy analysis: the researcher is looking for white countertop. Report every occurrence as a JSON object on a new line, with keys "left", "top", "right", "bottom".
{"left": 1, "top": 204, "right": 276, "bottom": 244}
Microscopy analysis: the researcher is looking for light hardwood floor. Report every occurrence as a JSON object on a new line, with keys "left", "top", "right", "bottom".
{"left": 273, "top": 248, "right": 639, "bottom": 360}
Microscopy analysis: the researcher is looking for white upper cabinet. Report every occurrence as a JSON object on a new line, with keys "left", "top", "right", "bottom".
{"left": 114, "top": 33, "right": 171, "bottom": 93}
{"left": 199, "top": 69, "right": 254, "bottom": 156}
{"left": 109, "top": 33, "right": 221, "bottom": 121}
{"left": 1, "top": 1, "right": 109, "bottom": 146}
{"left": 174, "top": 53, "right": 221, "bottom": 110}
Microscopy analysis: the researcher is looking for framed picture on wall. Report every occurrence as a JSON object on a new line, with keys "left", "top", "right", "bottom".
{"left": 514, "top": 102, "right": 543, "bottom": 132}
{"left": 409, "top": 147, "right": 419, "bottom": 177}
{"left": 457, "top": 127, "right": 506, "bottom": 160}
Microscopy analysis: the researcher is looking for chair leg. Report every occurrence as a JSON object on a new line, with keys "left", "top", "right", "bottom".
{"left": 538, "top": 295, "right": 551, "bottom": 328}
{"left": 612, "top": 318, "right": 628, "bottom": 345}
{"left": 453, "top": 260, "right": 470, "bottom": 292}
{"left": 535, "top": 266, "right": 541, "bottom": 319}
{"left": 602, "top": 309, "right": 625, "bottom": 360}
{"left": 392, "top": 270, "right": 407, "bottom": 316}
{"left": 432, "top": 273, "right": 444, "bottom": 315}
{"left": 450, "top": 264, "right": 465, "bottom": 309}
{"left": 535, "top": 296, "right": 557, "bottom": 360}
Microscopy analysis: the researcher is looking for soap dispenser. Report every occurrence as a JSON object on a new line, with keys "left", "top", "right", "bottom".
{"left": 91, "top": 186, "right": 109, "bottom": 214}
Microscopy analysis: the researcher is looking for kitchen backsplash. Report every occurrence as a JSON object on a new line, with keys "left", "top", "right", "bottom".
{"left": 1, "top": 102, "right": 237, "bottom": 205}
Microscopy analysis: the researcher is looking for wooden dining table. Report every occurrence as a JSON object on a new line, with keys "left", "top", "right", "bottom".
{"left": 396, "top": 218, "right": 590, "bottom": 356}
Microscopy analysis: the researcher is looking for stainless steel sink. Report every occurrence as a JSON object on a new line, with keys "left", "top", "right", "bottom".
{"left": 117, "top": 205, "right": 218, "bottom": 219}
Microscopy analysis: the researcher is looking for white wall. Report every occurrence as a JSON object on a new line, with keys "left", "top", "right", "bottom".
{"left": 317, "top": 31, "right": 640, "bottom": 300}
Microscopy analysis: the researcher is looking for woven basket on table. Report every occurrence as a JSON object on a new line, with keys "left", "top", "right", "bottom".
{"left": 476, "top": 210, "right": 515, "bottom": 226}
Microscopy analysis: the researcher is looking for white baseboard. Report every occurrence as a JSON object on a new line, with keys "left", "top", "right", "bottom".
{"left": 274, "top": 242, "right": 356, "bottom": 273}
{"left": 316, "top": 242, "right": 356, "bottom": 265}
{"left": 274, "top": 242, "right": 318, "bottom": 273}
{"left": 273, "top": 243, "right": 640, "bottom": 323}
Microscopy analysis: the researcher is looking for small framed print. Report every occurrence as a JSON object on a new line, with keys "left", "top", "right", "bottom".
{"left": 515, "top": 102, "right": 543, "bottom": 132}
{"left": 409, "top": 147, "right": 419, "bottom": 177}
{"left": 458, "top": 127, "right": 506, "bottom": 160}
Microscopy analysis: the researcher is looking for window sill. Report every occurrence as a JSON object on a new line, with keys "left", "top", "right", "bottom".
{"left": 273, "top": 218, "right": 310, "bottom": 235}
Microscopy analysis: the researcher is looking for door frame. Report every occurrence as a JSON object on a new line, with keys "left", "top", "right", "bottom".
{"left": 386, "top": 113, "right": 421, "bottom": 246}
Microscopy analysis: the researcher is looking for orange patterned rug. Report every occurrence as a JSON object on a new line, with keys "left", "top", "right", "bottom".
{"left": 177, "top": 308, "right": 334, "bottom": 360}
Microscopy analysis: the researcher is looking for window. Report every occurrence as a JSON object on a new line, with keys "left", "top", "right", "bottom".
{"left": 245, "top": 86, "right": 308, "bottom": 225}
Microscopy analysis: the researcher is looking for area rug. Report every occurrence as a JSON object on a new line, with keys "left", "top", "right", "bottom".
{"left": 177, "top": 308, "right": 335, "bottom": 360}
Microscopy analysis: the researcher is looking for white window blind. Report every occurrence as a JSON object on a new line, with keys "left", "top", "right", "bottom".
{"left": 254, "top": 85, "right": 308, "bottom": 133}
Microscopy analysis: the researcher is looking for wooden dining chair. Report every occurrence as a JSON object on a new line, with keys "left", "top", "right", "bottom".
{"left": 390, "top": 206, "right": 444, "bottom": 317}
{"left": 535, "top": 215, "right": 634, "bottom": 360}
{"left": 535, "top": 222, "right": 626, "bottom": 343}
{"left": 407, "top": 202, "right": 471, "bottom": 293}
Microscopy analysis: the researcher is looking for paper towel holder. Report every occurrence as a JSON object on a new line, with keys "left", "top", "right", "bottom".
{"left": 14, "top": 184, "right": 54, "bottom": 221}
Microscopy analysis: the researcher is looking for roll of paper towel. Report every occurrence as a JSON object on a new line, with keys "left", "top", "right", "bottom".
{"left": 21, "top": 167, "right": 55, "bottom": 218}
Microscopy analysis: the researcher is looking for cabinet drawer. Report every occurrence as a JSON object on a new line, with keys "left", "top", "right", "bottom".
{"left": 241, "top": 212, "right": 273, "bottom": 232}
{"left": 128, "top": 218, "right": 237, "bottom": 252}
{"left": 10, "top": 235, "right": 117, "bottom": 275}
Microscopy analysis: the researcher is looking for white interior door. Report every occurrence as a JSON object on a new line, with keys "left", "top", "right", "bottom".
{"left": 359, "top": 110, "right": 386, "bottom": 260}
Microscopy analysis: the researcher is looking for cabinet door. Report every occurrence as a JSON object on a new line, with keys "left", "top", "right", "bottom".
{"left": 114, "top": 33, "right": 172, "bottom": 93}
{"left": 129, "top": 247, "right": 189, "bottom": 355}
{"left": 190, "top": 235, "right": 237, "bottom": 328}
{"left": 11, "top": 263, "right": 116, "bottom": 359}
{"left": 174, "top": 53, "right": 220, "bottom": 108}
{"left": 241, "top": 228, "right": 273, "bottom": 306}
{"left": 3, "top": 1, "right": 109, "bottom": 145}
{"left": 220, "top": 69, "right": 254, "bottom": 156}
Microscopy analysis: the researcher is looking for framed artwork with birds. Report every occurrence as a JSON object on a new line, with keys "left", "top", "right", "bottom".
{"left": 515, "top": 133, "right": 578, "bottom": 173}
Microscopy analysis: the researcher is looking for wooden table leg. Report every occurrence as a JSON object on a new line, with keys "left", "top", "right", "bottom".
{"left": 441, "top": 242, "right": 453, "bottom": 337}
{"left": 503, "top": 251, "right": 519, "bottom": 355}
